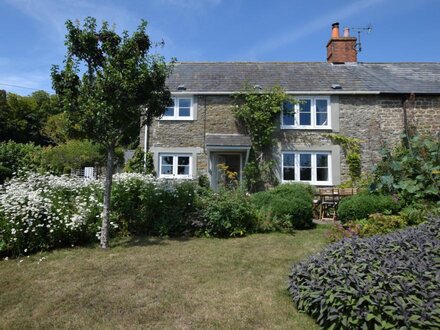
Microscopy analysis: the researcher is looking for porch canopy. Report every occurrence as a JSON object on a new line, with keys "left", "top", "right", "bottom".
{"left": 205, "top": 134, "right": 252, "bottom": 152}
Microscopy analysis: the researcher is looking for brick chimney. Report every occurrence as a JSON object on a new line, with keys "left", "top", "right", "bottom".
{"left": 326, "top": 22, "right": 357, "bottom": 64}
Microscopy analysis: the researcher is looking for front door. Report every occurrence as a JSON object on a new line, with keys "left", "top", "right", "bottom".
{"left": 213, "top": 154, "right": 242, "bottom": 189}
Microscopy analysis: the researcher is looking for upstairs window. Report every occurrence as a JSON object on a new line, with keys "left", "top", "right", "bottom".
{"left": 282, "top": 152, "right": 331, "bottom": 185}
{"left": 162, "top": 97, "right": 194, "bottom": 120}
{"left": 282, "top": 97, "right": 331, "bottom": 129}
{"left": 159, "top": 154, "right": 192, "bottom": 178}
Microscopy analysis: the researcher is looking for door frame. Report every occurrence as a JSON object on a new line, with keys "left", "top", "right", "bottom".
{"left": 210, "top": 152, "right": 243, "bottom": 190}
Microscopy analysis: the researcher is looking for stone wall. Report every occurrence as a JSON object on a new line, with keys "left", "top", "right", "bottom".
{"left": 144, "top": 94, "right": 440, "bottom": 183}
{"left": 338, "top": 94, "right": 440, "bottom": 181}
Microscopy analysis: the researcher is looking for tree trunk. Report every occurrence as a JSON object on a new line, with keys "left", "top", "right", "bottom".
{"left": 100, "top": 146, "right": 114, "bottom": 249}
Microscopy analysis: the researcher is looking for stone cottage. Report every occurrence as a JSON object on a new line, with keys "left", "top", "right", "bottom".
{"left": 141, "top": 23, "right": 440, "bottom": 189}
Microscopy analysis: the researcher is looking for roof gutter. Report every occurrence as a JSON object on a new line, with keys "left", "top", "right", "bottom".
{"left": 171, "top": 91, "right": 381, "bottom": 95}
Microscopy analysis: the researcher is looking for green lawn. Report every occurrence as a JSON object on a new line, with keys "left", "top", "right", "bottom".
{"left": 0, "top": 225, "right": 329, "bottom": 329}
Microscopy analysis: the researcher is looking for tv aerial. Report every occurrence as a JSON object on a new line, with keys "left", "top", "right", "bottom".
{"left": 349, "top": 24, "right": 373, "bottom": 53}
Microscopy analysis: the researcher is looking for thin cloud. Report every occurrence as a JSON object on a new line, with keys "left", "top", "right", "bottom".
{"left": 3, "top": 0, "right": 139, "bottom": 38}
{"left": 239, "top": 0, "right": 387, "bottom": 59}
{"left": 0, "top": 71, "right": 53, "bottom": 94}
{"left": 154, "top": 0, "right": 222, "bottom": 10}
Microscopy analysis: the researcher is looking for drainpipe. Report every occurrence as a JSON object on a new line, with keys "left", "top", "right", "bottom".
{"left": 143, "top": 124, "right": 148, "bottom": 168}
{"left": 402, "top": 93, "right": 415, "bottom": 149}
{"left": 203, "top": 96, "right": 207, "bottom": 153}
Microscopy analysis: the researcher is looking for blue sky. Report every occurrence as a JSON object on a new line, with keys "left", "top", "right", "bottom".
{"left": 1, "top": 0, "right": 439, "bottom": 95}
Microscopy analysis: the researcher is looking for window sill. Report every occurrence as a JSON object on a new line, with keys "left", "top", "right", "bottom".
{"left": 281, "top": 125, "right": 332, "bottom": 130}
{"left": 282, "top": 180, "right": 332, "bottom": 186}
{"left": 158, "top": 176, "right": 193, "bottom": 180}
{"left": 160, "top": 117, "right": 194, "bottom": 121}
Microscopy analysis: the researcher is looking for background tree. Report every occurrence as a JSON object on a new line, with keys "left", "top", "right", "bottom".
{"left": 51, "top": 17, "right": 172, "bottom": 248}
{"left": 0, "top": 90, "right": 60, "bottom": 145}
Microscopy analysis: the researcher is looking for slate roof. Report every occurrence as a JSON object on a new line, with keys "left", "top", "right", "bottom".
{"left": 167, "top": 62, "right": 440, "bottom": 94}
{"left": 206, "top": 134, "right": 251, "bottom": 148}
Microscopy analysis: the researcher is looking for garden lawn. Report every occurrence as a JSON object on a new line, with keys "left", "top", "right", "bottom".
{"left": 0, "top": 226, "right": 328, "bottom": 329}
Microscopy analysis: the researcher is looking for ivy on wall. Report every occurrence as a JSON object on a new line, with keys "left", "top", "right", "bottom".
{"left": 323, "top": 133, "right": 362, "bottom": 184}
{"left": 233, "top": 85, "right": 294, "bottom": 191}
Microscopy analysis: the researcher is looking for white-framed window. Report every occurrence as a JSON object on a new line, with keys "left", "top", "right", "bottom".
{"left": 162, "top": 97, "right": 194, "bottom": 120}
{"left": 282, "top": 152, "right": 332, "bottom": 185}
{"left": 281, "top": 96, "right": 331, "bottom": 129}
{"left": 159, "top": 154, "right": 192, "bottom": 178}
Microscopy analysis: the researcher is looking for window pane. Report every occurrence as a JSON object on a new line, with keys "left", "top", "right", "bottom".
{"left": 179, "top": 99, "right": 191, "bottom": 108}
{"left": 283, "top": 114, "right": 294, "bottom": 125}
{"left": 179, "top": 107, "right": 191, "bottom": 117}
{"left": 164, "top": 107, "right": 174, "bottom": 117}
{"left": 160, "top": 156, "right": 174, "bottom": 175}
{"left": 316, "top": 154, "right": 329, "bottom": 182}
{"left": 316, "top": 154, "right": 328, "bottom": 167}
{"left": 316, "top": 99, "right": 328, "bottom": 126}
{"left": 316, "top": 99, "right": 328, "bottom": 113}
{"left": 283, "top": 101, "right": 294, "bottom": 112}
{"left": 177, "top": 156, "right": 190, "bottom": 175}
{"left": 317, "top": 168, "right": 328, "bottom": 181}
{"left": 283, "top": 154, "right": 295, "bottom": 167}
{"left": 300, "top": 168, "right": 311, "bottom": 181}
{"left": 283, "top": 168, "right": 295, "bottom": 181}
{"left": 282, "top": 102, "right": 295, "bottom": 125}
{"left": 177, "top": 165, "right": 189, "bottom": 175}
{"left": 299, "top": 101, "right": 311, "bottom": 125}
{"left": 299, "top": 154, "right": 311, "bottom": 181}
{"left": 300, "top": 100, "right": 311, "bottom": 112}
{"left": 161, "top": 165, "right": 173, "bottom": 175}
{"left": 178, "top": 156, "right": 190, "bottom": 166}
{"left": 300, "top": 113, "right": 311, "bottom": 125}
{"left": 162, "top": 156, "right": 173, "bottom": 165}
{"left": 316, "top": 112, "right": 328, "bottom": 126}
{"left": 300, "top": 154, "right": 311, "bottom": 167}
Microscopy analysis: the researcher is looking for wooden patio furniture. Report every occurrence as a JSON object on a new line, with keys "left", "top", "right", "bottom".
{"left": 317, "top": 188, "right": 358, "bottom": 221}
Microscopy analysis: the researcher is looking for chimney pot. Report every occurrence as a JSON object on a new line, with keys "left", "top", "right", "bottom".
{"left": 331, "top": 22, "right": 340, "bottom": 38}
{"left": 343, "top": 27, "right": 350, "bottom": 37}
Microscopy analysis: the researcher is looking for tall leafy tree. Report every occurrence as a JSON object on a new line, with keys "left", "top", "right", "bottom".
{"left": 51, "top": 17, "right": 172, "bottom": 248}
{"left": 0, "top": 90, "right": 59, "bottom": 145}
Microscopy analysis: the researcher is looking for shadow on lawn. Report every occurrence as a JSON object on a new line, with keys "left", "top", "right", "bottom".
{"left": 112, "top": 235, "right": 194, "bottom": 248}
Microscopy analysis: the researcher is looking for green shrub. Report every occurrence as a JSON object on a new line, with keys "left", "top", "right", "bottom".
{"left": 337, "top": 193, "right": 400, "bottom": 223}
{"left": 251, "top": 183, "right": 314, "bottom": 231}
{"left": 399, "top": 204, "right": 428, "bottom": 226}
{"left": 0, "top": 141, "right": 41, "bottom": 179}
{"left": 270, "top": 183, "right": 314, "bottom": 203}
{"left": 197, "top": 189, "right": 256, "bottom": 237}
{"left": 372, "top": 134, "right": 440, "bottom": 204}
{"left": 289, "top": 217, "right": 440, "bottom": 329}
{"left": 123, "top": 147, "right": 154, "bottom": 174}
{"left": 357, "top": 213, "right": 407, "bottom": 237}
{"left": 149, "top": 180, "right": 197, "bottom": 236}
{"left": 0, "top": 165, "right": 13, "bottom": 184}
{"left": 111, "top": 175, "right": 197, "bottom": 236}
{"left": 38, "top": 140, "right": 105, "bottom": 174}
{"left": 269, "top": 197, "right": 313, "bottom": 229}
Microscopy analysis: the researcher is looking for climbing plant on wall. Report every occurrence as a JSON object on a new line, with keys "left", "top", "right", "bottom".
{"left": 233, "top": 85, "right": 295, "bottom": 191}
{"left": 323, "top": 133, "right": 362, "bottom": 184}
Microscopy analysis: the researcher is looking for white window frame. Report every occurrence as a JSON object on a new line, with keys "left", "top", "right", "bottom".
{"left": 281, "top": 96, "right": 331, "bottom": 129}
{"left": 161, "top": 96, "right": 194, "bottom": 120}
{"left": 281, "top": 151, "right": 332, "bottom": 185}
{"left": 159, "top": 154, "right": 192, "bottom": 179}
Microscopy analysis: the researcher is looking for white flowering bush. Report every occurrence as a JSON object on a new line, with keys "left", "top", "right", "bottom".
{"left": 0, "top": 173, "right": 103, "bottom": 256}
{"left": 0, "top": 173, "right": 199, "bottom": 256}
